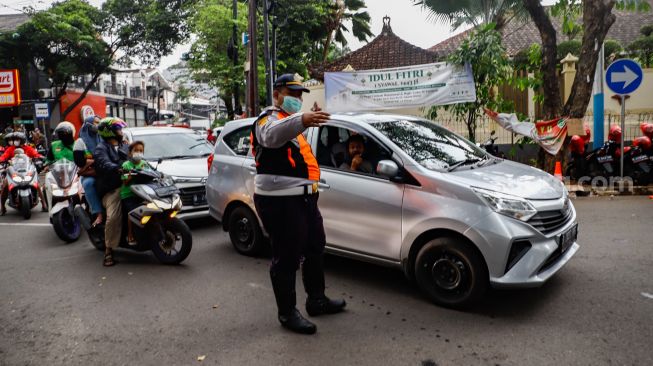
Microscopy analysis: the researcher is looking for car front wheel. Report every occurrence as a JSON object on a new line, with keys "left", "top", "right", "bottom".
{"left": 414, "top": 237, "right": 488, "bottom": 308}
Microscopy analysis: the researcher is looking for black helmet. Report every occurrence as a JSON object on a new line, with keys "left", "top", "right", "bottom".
{"left": 54, "top": 121, "right": 76, "bottom": 145}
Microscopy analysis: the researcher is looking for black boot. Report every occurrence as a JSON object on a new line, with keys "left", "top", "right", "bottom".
{"left": 302, "top": 256, "right": 346, "bottom": 317}
{"left": 270, "top": 271, "right": 316, "bottom": 335}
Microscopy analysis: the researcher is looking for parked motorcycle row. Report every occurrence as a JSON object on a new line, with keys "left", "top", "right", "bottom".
{"left": 567, "top": 123, "right": 653, "bottom": 185}
{"left": 1, "top": 154, "right": 192, "bottom": 264}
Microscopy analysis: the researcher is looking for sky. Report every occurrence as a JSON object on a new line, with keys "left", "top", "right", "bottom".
{"left": 0, "top": 0, "right": 508, "bottom": 70}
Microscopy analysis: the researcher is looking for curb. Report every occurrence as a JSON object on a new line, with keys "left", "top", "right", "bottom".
{"left": 566, "top": 184, "right": 653, "bottom": 198}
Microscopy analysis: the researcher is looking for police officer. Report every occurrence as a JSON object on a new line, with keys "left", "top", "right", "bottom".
{"left": 252, "top": 74, "right": 346, "bottom": 335}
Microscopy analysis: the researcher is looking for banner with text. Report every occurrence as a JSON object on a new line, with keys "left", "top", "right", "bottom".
{"left": 324, "top": 62, "right": 476, "bottom": 112}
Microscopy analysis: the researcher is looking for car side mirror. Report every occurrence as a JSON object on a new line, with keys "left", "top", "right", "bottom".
{"left": 376, "top": 160, "right": 399, "bottom": 178}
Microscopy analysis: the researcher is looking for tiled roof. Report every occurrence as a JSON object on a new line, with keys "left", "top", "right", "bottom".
{"left": 0, "top": 14, "right": 29, "bottom": 32}
{"left": 311, "top": 16, "right": 437, "bottom": 80}
{"left": 429, "top": 9, "right": 653, "bottom": 58}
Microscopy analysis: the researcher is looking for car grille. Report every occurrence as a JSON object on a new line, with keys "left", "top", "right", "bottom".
{"left": 527, "top": 203, "right": 573, "bottom": 235}
{"left": 179, "top": 186, "right": 207, "bottom": 207}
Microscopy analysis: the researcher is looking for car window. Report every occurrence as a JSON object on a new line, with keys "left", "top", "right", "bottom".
{"left": 134, "top": 132, "right": 213, "bottom": 160}
{"left": 373, "top": 119, "right": 486, "bottom": 171}
{"left": 316, "top": 126, "right": 390, "bottom": 177}
{"left": 223, "top": 126, "right": 251, "bottom": 156}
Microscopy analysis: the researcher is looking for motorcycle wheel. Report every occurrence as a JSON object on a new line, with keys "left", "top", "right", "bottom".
{"left": 20, "top": 195, "right": 31, "bottom": 220}
{"left": 151, "top": 218, "right": 192, "bottom": 264}
{"left": 52, "top": 209, "right": 81, "bottom": 243}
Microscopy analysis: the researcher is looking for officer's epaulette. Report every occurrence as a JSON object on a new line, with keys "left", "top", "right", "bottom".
{"left": 256, "top": 107, "right": 282, "bottom": 125}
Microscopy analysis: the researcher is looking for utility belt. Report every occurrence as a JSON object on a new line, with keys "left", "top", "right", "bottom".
{"left": 254, "top": 183, "right": 319, "bottom": 196}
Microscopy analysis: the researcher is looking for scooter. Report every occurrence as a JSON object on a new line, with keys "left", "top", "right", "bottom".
{"left": 623, "top": 137, "right": 652, "bottom": 185}
{"left": 479, "top": 131, "right": 506, "bottom": 158}
{"left": 44, "top": 158, "right": 83, "bottom": 243}
{"left": 76, "top": 169, "right": 192, "bottom": 264}
{"left": 1, "top": 149, "right": 42, "bottom": 219}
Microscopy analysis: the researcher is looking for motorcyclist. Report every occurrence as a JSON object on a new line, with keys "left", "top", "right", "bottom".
{"left": 94, "top": 117, "right": 129, "bottom": 267}
{"left": 73, "top": 116, "right": 103, "bottom": 227}
{"left": 45, "top": 122, "right": 76, "bottom": 165}
{"left": 0, "top": 132, "right": 46, "bottom": 215}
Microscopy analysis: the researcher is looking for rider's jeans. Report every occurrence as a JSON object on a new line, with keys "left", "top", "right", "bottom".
{"left": 102, "top": 188, "right": 122, "bottom": 249}
{"left": 81, "top": 176, "right": 102, "bottom": 215}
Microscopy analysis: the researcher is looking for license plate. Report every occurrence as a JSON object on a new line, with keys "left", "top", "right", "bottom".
{"left": 597, "top": 155, "right": 613, "bottom": 163}
{"left": 632, "top": 155, "right": 648, "bottom": 163}
{"left": 193, "top": 193, "right": 207, "bottom": 205}
{"left": 558, "top": 223, "right": 578, "bottom": 253}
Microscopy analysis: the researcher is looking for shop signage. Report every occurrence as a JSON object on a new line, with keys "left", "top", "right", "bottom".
{"left": 0, "top": 69, "right": 21, "bottom": 107}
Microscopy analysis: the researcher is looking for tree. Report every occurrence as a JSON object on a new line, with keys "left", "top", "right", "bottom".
{"left": 628, "top": 25, "right": 653, "bottom": 67}
{"left": 443, "top": 24, "right": 514, "bottom": 143}
{"left": 2, "top": 0, "right": 196, "bottom": 120}
{"left": 188, "top": 0, "right": 248, "bottom": 120}
{"left": 522, "top": 0, "right": 650, "bottom": 172}
{"left": 411, "top": 0, "right": 526, "bottom": 31}
{"left": 321, "top": 0, "right": 373, "bottom": 62}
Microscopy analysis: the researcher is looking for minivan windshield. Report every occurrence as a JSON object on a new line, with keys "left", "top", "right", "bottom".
{"left": 134, "top": 133, "right": 213, "bottom": 160}
{"left": 373, "top": 119, "right": 488, "bottom": 171}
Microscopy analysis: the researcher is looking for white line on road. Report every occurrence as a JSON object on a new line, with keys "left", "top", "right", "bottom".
{"left": 641, "top": 292, "right": 653, "bottom": 299}
{"left": 0, "top": 222, "right": 50, "bottom": 227}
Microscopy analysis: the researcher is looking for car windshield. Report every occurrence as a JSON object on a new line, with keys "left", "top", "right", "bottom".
{"left": 134, "top": 133, "right": 213, "bottom": 160}
{"left": 372, "top": 119, "right": 488, "bottom": 171}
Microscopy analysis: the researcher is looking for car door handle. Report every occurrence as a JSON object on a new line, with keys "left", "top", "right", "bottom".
{"left": 318, "top": 179, "right": 330, "bottom": 191}
{"left": 246, "top": 163, "right": 257, "bottom": 174}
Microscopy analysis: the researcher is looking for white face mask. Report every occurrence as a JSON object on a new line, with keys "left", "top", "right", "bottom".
{"left": 13, "top": 141, "right": 20, "bottom": 147}
{"left": 131, "top": 152, "right": 144, "bottom": 162}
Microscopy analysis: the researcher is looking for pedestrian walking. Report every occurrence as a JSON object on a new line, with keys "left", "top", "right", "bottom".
{"left": 251, "top": 74, "right": 345, "bottom": 335}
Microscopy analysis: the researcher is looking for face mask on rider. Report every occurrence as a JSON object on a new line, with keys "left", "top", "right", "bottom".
{"left": 131, "top": 152, "right": 144, "bottom": 163}
{"left": 281, "top": 96, "right": 303, "bottom": 114}
{"left": 13, "top": 140, "right": 20, "bottom": 147}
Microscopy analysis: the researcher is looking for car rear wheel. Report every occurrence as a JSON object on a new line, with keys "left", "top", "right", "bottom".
{"left": 228, "top": 206, "right": 264, "bottom": 256}
{"left": 414, "top": 237, "right": 488, "bottom": 308}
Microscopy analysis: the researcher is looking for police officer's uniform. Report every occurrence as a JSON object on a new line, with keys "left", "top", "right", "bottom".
{"left": 252, "top": 74, "right": 345, "bottom": 334}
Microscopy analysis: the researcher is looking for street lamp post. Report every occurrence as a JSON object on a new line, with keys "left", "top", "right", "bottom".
{"left": 247, "top": 0, "right": 259, "bottom": 117}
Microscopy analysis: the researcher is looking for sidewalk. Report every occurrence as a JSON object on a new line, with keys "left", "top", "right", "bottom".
{"left": 566, "top": 183, "right": 653, "bottom": 197}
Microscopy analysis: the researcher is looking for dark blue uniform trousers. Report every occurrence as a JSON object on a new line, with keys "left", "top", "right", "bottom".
{"left": 254, "top": 193, "right": 326, "bottom": 315}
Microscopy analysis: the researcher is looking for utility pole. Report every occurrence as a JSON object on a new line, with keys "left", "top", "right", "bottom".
{"left": 262, "top": 0, "right": 272, "bottom": 106}
{"left": 247, "top": 0, "right": 259, "bottom": 117}
{"left": 232, "top": 0, "right": 242, "bottom": 116}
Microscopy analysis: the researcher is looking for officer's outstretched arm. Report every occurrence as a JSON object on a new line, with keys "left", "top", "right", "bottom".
{"left": 257, "top": 113, "right": 306, "bottom": 148}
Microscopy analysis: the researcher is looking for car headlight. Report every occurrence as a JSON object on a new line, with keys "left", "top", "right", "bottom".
{"left": 472, "top": 187, "right": 537, "bottom": 222}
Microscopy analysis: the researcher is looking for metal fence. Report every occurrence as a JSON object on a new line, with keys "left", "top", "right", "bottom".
{"left": 432, "top": 113, "right": 653, "bottom": 145}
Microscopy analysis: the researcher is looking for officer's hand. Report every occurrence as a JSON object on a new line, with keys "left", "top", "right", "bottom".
{"left": 302, "top": 111, "right": 330, "bottom": 128}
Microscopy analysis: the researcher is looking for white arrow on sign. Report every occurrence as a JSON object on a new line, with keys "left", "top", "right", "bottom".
{"left": 610, "top": 65, "right": 640, "bottom": 89}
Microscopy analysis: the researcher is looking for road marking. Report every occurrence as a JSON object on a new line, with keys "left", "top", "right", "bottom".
{"left": 0, "top": 222, "right": 50, "bottom": 227}
{"left": 641, "top": 292, "right": 653, "bottom": 300}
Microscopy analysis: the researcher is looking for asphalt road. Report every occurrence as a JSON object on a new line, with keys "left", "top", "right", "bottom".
{"left": 0, "top": 196, "right": 652, "bottom": 366}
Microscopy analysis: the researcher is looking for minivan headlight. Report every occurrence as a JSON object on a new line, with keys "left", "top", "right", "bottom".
{"left": 472, "top": 187, "right": 537, "bottom": 221}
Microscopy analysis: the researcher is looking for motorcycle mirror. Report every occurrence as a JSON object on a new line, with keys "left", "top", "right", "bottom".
{"left": 490, "top": 130, "right": 496, "bottom": 136}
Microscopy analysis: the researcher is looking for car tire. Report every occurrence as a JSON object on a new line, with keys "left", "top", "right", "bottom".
{"left": 414, "top": 237, "right": 488, "bottom": 308}
{"left": 228, "top": 206, "right": 264, "bottom": 256}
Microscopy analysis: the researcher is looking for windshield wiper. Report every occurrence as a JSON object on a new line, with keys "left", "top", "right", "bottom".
{"left": 159, "top": 155, "right": 197, "bottom": 160}
{"left": 447, "top": 158, "right": 482, "bottom": 172}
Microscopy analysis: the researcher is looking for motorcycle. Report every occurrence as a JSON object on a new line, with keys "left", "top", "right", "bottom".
{"left": 76, "top": 168, "right": 192, "bottom": 264}
{"left": 1, "top": 149, "right": 42, "bottom": 219}
{"left": 623, "top": 136, "right": 652, "bottom": 185}
{"left": 44, "top": 158, "right": 83, "bottom": 243}
{"left": 479, "top": 131, "right": 506, "bottom": 158}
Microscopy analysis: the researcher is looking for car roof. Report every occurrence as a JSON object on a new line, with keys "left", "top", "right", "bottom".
{"left": 221, "top": 113, "right": 421, "bottom": 129}
{"left": 124, "top": 127, "right": 196, "bottom": 135}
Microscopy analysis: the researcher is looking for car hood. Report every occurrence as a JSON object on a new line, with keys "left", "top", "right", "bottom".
{"left": 448, "top": 160, "right": 563, "bottom": 200}
{"left": 150, "top": 157, "right": 208, "bottom": 179}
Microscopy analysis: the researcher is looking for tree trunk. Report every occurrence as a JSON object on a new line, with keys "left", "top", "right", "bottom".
{"left": 466, "top": 108, "right": 477, "bottom": 143}
{"left": 223, "top": 92, "right": 234, "bottom": 120}
{"left": 522, "top": 0, "right": 562, "bottom": 119}
{"left": 563, "top": 0, "right": 616, "bottom": 118}
{"left": 61, "top": 73, "right": 102, "bottom": 120}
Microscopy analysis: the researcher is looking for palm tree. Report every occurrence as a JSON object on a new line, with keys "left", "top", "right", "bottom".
{"left": 411, "top": 0, "right": 525, "bottom": 31}
{"left": 322, "top": 0, "right": 373, "bottom": 62}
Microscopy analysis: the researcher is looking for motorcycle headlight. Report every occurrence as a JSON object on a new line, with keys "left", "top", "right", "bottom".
{"left": 472, "top": 187, "right": 537, "bottom": 222}
{"left": 12, "top": 175, "right": 23, "bottom": 183}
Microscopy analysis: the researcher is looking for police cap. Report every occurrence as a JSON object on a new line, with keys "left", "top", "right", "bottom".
{"left": 273, "top": 73, "right": 310, "bottom": 93}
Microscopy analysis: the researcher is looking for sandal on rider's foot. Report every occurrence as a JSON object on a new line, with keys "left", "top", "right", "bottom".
{"left": 92, "top": 215, "right": 104, "bottom": 228}
{"left": 103, "top": 252, "right": 117, "bottom": 267}
{"left": 0, "top": 208, "right": 6, "bottom": 216}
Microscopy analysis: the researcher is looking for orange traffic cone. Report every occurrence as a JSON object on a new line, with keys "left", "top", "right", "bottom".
{"left": 554, "top": 161, "right": 563, "bottom": 181}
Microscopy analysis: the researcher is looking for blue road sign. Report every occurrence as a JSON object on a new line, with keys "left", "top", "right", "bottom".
{"left": 605, "top": 59, "right": 643, "bottom": 95}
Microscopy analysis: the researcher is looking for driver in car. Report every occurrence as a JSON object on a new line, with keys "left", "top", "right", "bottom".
{"left": 339, "top": 134, "right": 373, "bottom": 174}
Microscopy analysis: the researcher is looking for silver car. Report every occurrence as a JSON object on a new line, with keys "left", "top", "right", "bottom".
{"left": 124, "top": 127, "right": 213, "bottom": 220}
{"left": 206, "top": 114, "right": 579, "bottom": 307}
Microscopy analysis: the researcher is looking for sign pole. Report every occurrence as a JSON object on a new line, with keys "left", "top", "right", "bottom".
{"left": 620, "top": 95, "right": 625, "bottom": 180}
{"left": 592, "top": 42, "right": 604, "bottom": 150}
